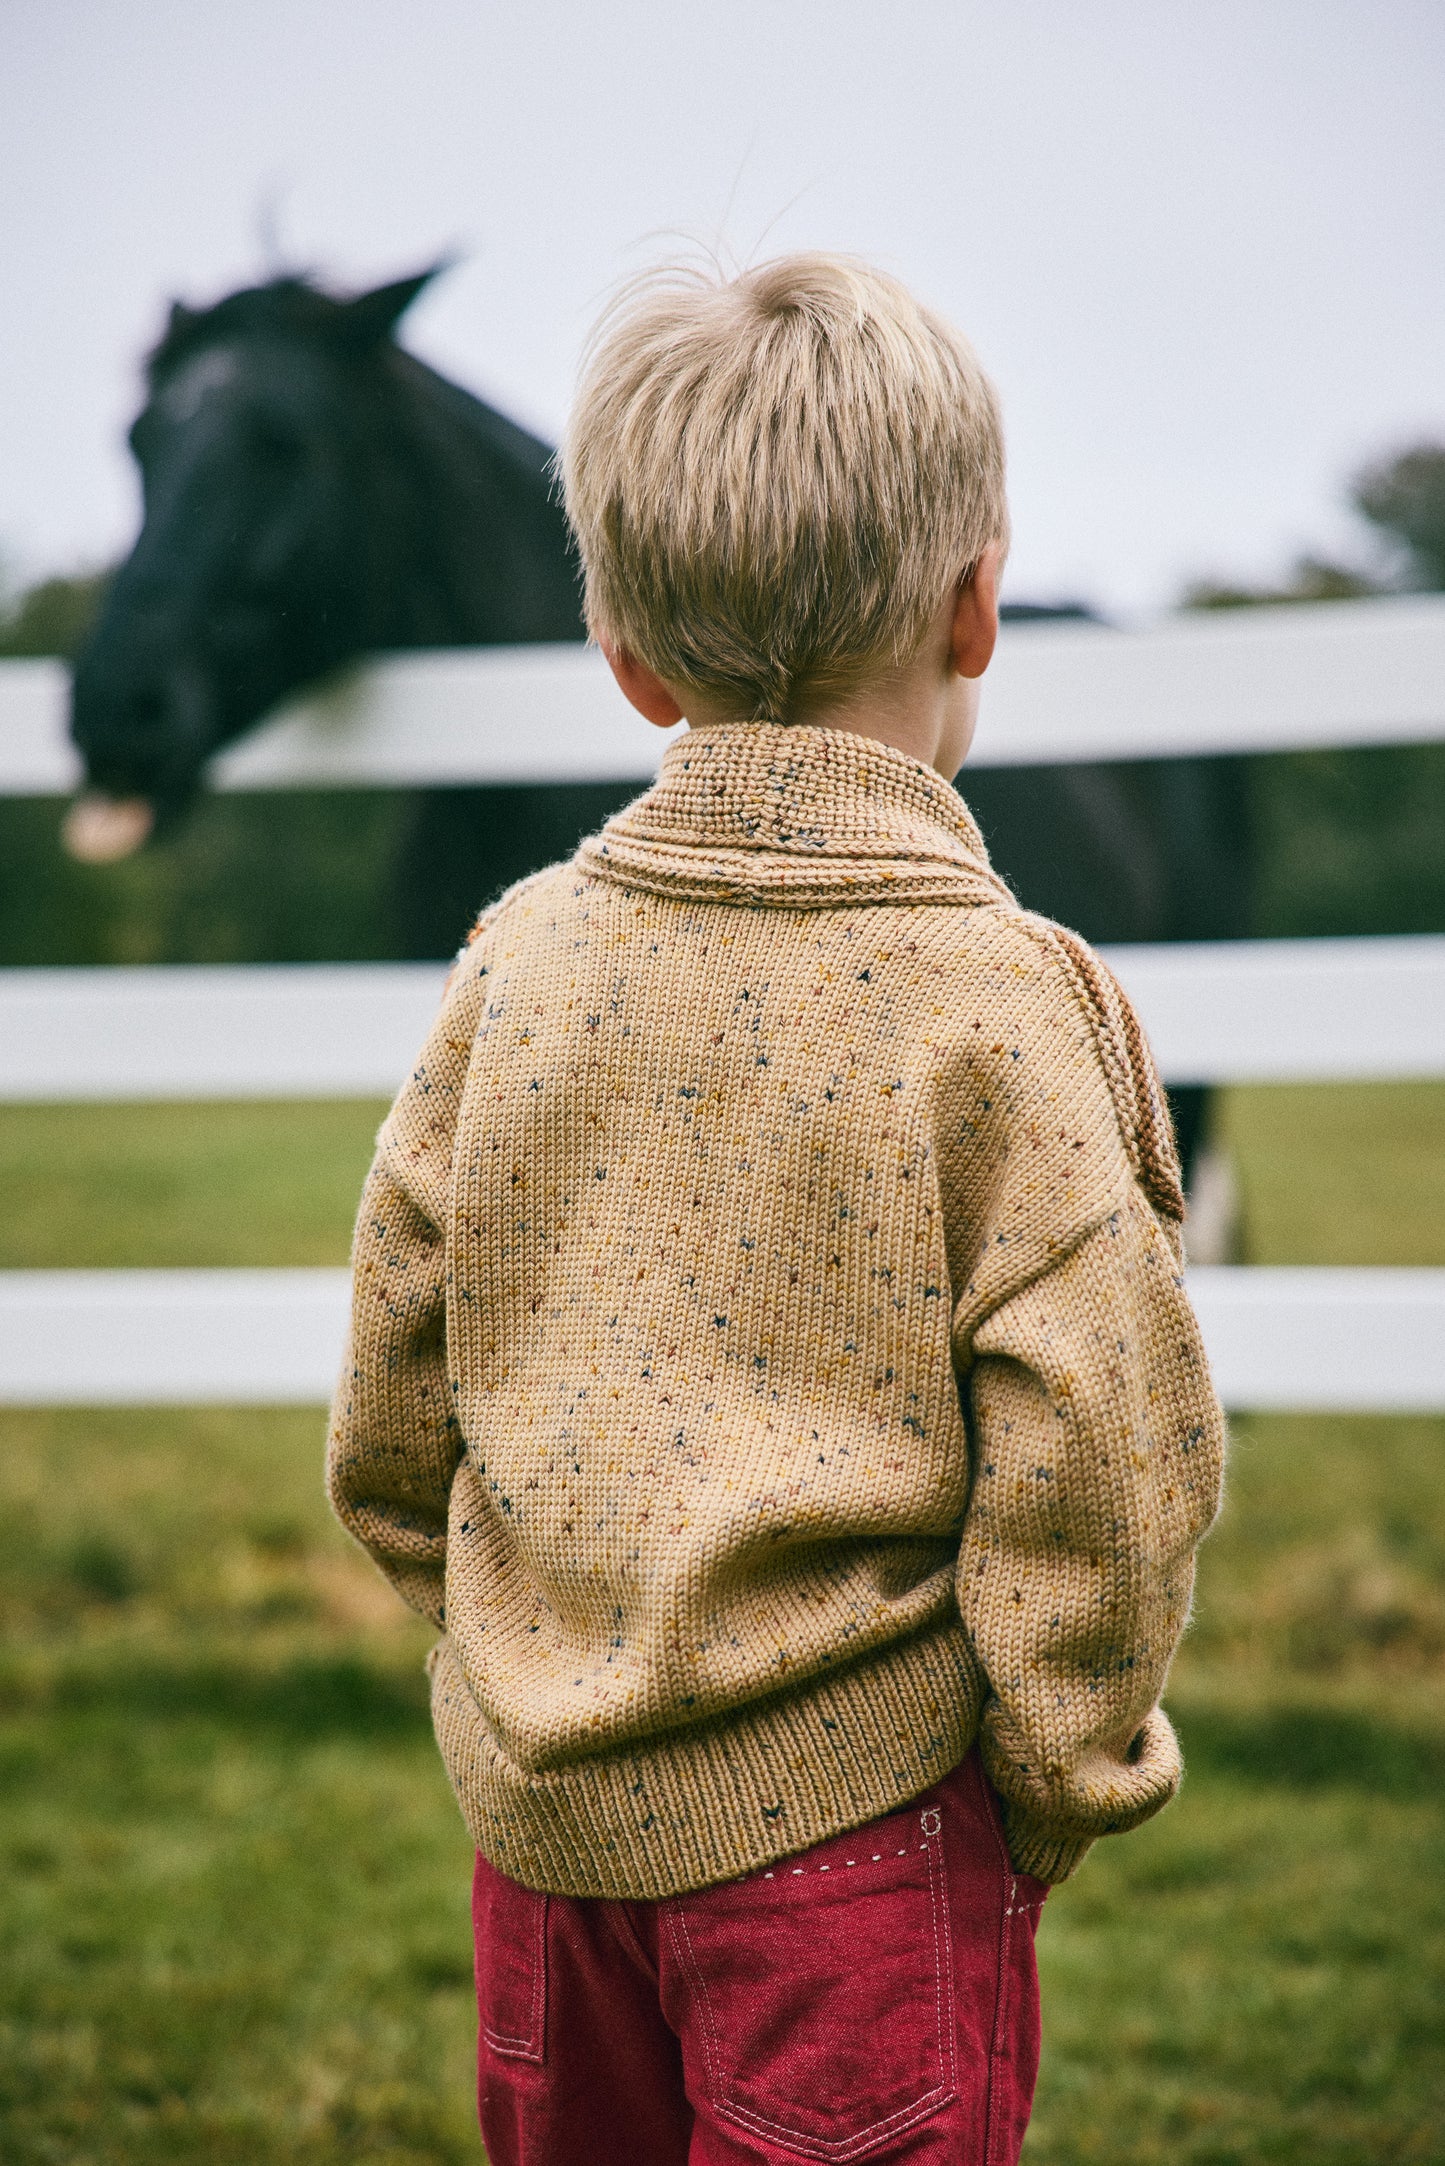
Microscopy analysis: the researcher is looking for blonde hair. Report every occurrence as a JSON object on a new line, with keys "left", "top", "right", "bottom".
{"left": 561, "top": 252, "right": 1008, "bottom": 724}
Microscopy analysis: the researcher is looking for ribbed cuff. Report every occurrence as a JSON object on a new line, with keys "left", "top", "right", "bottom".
{"left": 997, "top": 1802, "right": 1095, "bottom": 1884}
{"left": 987, "top": 1705, "right": 1184, "bottom": 1884}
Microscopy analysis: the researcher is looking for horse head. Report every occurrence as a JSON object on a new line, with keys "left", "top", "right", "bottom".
{"left": 65, "top": 266, "right": 449, "bottom": 858}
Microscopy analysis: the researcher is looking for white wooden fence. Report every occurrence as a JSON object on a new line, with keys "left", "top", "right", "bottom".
{"left": 7, "top": 594, "right": 1445, "bottom": 794}
{"left": 4, "top": 936, "right": 1443, "bottom": 1103}
{"left": 3, "top": 597, "right": 1443, "bottom": 1409}
{"left": 3, "top": 1264, "right": 1439, "bottom": 1413}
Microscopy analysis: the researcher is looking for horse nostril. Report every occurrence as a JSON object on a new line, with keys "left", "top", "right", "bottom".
{"left": 61, "top": 794, "right": 156, "bottom": 863}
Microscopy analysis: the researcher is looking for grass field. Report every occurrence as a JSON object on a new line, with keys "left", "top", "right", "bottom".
{"left": 2, "top": 1084, "right": 1443, "bottom": 2163}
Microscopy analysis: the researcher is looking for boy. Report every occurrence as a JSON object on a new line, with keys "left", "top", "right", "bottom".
{"left": 328, "top": 254, "right": 1225, "bottom": 2165}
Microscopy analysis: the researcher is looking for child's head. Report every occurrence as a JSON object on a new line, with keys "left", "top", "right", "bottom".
{"left": 562, "top": 252, "right": 1007, "bottom": 729}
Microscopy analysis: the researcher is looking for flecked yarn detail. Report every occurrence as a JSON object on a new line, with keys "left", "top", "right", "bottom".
{"left": 329, "top": 724, "right": 1223, "bottom": 1897}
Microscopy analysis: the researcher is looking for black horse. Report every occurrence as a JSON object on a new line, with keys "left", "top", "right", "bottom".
{"left": 69, "top": 267, "right": 1249, "bottom": 1182}
{"left": 69, "top": 267, "right": 579, "bottom": 837}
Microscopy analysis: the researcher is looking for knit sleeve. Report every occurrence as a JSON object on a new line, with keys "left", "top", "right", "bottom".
{"left": 956, "top": 1182, "right": 1224, "bottom": 1881}
{"left": 325, "top": 961, "right": 485, "bottom": 1628}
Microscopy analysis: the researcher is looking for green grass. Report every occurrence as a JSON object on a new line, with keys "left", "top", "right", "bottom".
{"left": 1028, "top": 1774, "right": 1444, "bottom": 2163}
{"left": 0, "top": 1407, "right": 477, "bottom": 2165}
{"left": 4, "top": 1080, "right": 1442, "bottom": 1270}
{"left": 1221, "top": 1081, "right": 1445, "bottom": 1266}
{"left": 0, "top": 1101, "right": 388, "bottom": 1268}
{"left": 1, "top": 1084, "right": 1443, "bottom": 2160}
{"left": 1026, "top": 1410, "right": 1445, "bottom": 2165}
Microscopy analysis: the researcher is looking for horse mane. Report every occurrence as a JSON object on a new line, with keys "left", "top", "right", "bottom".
{"left": 146, "top": 276, "right": 354, "bottom": 383}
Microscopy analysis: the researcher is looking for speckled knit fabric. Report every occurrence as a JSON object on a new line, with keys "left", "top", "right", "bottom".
{"left": 328, "top": 724, "right": 1224, "bottom": 1898}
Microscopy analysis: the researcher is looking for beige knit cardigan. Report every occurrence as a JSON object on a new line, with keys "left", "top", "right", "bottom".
{"left": 328, "top": 724, "right": 1224, "bottom": 1897}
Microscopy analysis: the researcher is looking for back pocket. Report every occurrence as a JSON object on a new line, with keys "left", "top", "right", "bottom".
{"left": 663, "top": 1802, "right": 954, "bottom": 2162}
{"left": 472, "top": 1852, "right": 548, "bottom": 2064}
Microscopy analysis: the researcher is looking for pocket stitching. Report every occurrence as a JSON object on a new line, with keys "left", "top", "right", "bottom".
{"left": 668, "top": 1900, "right": 723, "bottom": 2098}
{"left": 674, "top": 1809, "right": 956, "bottom": 2163}
{"left": 481, "top": 1888, "right": 548, "bottom": 2065}
{"left": 924, "top": 1808, "right": 958, "bottom": 2099}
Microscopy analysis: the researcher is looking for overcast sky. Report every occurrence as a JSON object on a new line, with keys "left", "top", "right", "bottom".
{"left": 4, "top": 0, "right": 1443, "bottom": 615}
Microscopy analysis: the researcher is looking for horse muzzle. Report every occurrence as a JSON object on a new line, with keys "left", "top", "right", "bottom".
{"left": 61, "top": 793, "right": 158, "bottom": 862}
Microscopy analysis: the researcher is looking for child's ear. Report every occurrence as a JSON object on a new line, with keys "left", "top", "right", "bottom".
{"left": 599, "top": 641, "right": 687, "bottom": 730}
{"left": 951, "top": 543, "right": 1002, "bottom": 681}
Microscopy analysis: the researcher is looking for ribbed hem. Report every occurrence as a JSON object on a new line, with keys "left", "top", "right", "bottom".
{"left": 428, "top": 1620, "right": 986, "bottom": 1899}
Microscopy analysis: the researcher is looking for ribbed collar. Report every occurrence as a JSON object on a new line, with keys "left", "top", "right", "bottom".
{"left": 576, "top": 724, "right": 1014, "bottom": 910}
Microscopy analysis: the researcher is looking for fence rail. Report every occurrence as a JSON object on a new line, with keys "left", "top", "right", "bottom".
{"left": 4, "top": 599, "right": 1442, "bottom": 1411}
{"left": 3, "top": 936, "right": 1444, "bottom": 1101}
{"left": 5, "top": 594, "right": 1445, "bottom": 795}
{"left": 1, "top": 1265, "right": 1440, "bottom": 1413}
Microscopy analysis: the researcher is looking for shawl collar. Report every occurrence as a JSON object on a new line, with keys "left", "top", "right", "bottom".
{"left": 576, "top": 724, "right": 1014, "bottom": 909}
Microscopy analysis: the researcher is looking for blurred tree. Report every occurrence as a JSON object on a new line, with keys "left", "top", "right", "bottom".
{"left": 0, "top": 569, "right": 110, "bottom": 659}
{"left": 1181, "top": 556, "right": 1382, "bottom": 611}
{"left": 1353, "top": 442, "right": 1445, "bottom": 589}
{"left": 1181, "top": 438, "right": 1445, "bottom": 944}
{"left": 1183, "top": 440, "right": 1445, "bottom": 609}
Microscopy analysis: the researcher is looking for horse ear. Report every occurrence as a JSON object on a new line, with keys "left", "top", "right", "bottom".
{"left": 339, "top": 262, "right": 451, "bottom": 348}
{"left": 167, "top": 300, "right": 196, "bottom": 337}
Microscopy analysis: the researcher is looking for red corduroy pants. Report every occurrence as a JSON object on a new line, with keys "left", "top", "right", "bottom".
{"left": 472, "top": 1747, "right": 1047, "bottom": 2165}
